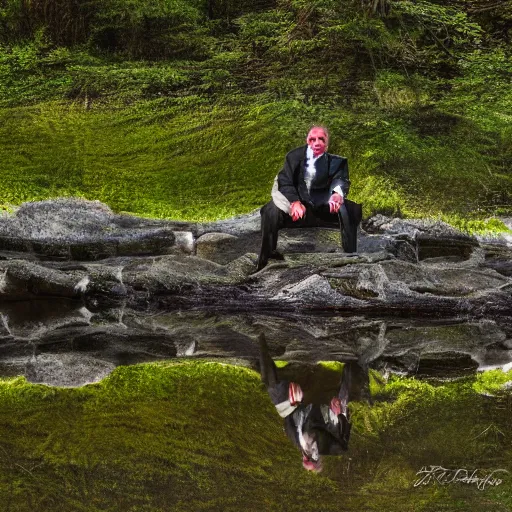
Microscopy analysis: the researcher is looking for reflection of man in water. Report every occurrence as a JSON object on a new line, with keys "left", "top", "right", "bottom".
{"left": 258, "top": 333, "right": 354, "bottom": 472}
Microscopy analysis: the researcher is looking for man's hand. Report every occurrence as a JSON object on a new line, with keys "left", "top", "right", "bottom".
{"left": 290, "top": 201, "right": 306, "bottom": 222}
{"left": 328, "top": 193, "right": 343, "bottom": 214}
{"left": 330, "top": 396, "right": 348, "bottom": 417}
{"left": 289, "top": 382, "right": 303, "bottom": 406}
{"left": 330, "top": 397, "right": 342, "bottom": 416}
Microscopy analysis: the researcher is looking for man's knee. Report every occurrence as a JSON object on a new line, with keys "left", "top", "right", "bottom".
{"left": 261, "top": 200, "right": 281, "bottom": 217}
{"left": 261, "top": 200, "right": 286, "bottom": 229}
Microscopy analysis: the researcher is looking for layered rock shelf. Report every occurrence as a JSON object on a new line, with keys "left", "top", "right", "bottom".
{"left": 0, "top": 198, "right": 510, "bottom": 386}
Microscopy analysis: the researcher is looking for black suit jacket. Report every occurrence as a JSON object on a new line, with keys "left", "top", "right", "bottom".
{"left": 284, "top": 404, "right": 351, "bottom": 457}
{"left": 277, "top": 145, "right": 351, "bottom": 207}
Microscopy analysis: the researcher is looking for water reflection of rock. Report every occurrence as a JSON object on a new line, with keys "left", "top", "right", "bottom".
{"left": 0, "top": 199, "right": 510, "bottom": 386}
{"left": 0, "top": 300, "right": 510, "bottom": 386}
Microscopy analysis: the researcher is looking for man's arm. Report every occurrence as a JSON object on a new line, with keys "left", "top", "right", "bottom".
{"left": 329, "top": 157, "right": 350, "bottom": 198}
{"left": 277, "top": 152, "right": 301, "bottom": 203}
{"left": 277, "top": 149, "right": 307, "bottom": 221}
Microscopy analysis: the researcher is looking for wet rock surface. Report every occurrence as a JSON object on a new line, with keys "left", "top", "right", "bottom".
{"left": 0, "top": 199, "right": 510, "bottom": 386}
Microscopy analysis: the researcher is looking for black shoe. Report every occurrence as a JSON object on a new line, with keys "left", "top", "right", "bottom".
{"left": 269, "top": 250, "right": 284, "bottom": 260}
{"left": 256, "top": 255, "right": 268, "bottom": 271}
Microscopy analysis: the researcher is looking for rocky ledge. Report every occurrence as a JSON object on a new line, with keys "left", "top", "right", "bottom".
{"left": 0, "top": 198, "right": 511, "bottom": 386}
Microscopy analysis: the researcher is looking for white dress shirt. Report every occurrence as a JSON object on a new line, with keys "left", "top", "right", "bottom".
{"left": 305, "top": 147, "right": 343, "bottom": 197}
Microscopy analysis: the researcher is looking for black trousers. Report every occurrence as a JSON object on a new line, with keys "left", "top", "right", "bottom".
{"left": 259, "top": 332, "right": 367, "bottom": 405}
{"left": 258, "top": 333, "right": 355, "bottom": 454}
{"left": 258, "top": 333, "right": 289, "bottom": 405}
{"left": 257, "top": 199, "right": 362, "bottom": 270}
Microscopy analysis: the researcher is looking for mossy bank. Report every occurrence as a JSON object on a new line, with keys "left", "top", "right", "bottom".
{"left": 1, "top": 361, "right": 511, "bottom": 511}
{"left": 1, "top": 0, "right": 512, "bottom": 229}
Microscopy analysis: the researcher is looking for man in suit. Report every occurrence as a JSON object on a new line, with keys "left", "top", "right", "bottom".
{"left": 258, "top": 333, "right": 354, "bottom": 472}
{"left": 257, "top": 126, "right": 362, "bottom": 271}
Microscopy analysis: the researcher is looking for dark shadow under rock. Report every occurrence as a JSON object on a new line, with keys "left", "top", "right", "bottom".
{"left": 415, "top": 352, "right": 480, "bottom": 377}
{"left": 480, "top": 241, "right": 512, "bottom": 277}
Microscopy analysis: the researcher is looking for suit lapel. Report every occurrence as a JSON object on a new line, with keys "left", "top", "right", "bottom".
{"left": 314, "top": 153, "right": 328, "bottom": 183}
{"left": 297, "top": 145, "right": 307, "bottom": 183}
{"left": 296, "top": 146, "right": 310, "bottom": 204}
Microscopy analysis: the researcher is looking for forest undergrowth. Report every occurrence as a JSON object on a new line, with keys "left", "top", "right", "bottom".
{"left": 1, "top": 0, "right": 511, "bottom": 231}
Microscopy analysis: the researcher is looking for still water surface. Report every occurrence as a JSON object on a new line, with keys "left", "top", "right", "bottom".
{"left": 0, "top": 298, "right": 510, "bottom": 511}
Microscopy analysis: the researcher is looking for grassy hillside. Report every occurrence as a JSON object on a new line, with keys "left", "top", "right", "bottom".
{"left": 0, "top": 96, "right": 510, "bottom": 230}
{"left": 1, "top": 361, "right": 511, "bottom": 511}
{"left": 0, "top": 0, "right": 511, "bottom": 228}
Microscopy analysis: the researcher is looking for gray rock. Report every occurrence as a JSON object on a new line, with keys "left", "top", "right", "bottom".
{"left": 197, "top": 210, "right": 261, "bottom": 237}
{"left": 173, "top": 231, "right": 195, "bottom": 254}
{"left": 478, "top": 242, "right": 512, "bottom": 277}
{"left": 364, "top": 215, "right": 465, "bottom": 238}
{"left": 0, "top": 299, "right": 91, "bottom": 338}
{"left": 0, "top": 199, "right": 178, "bottom": 261}
{"left": 0, "top": 259, "right": 85, "bottom": 299}
{"left": 364, "top": 215, "right": 478, "bottom": 262}
{"left": 196, "top": 232, "right": 259, "bottom": 265}
{"left": 0, "top": 200, "right": 510, "bottom": 386}
{"left": 25, "top": 353, "right": 116, "bottom": 387}
{"left": 2, "top": 199, "right": 115, "bottom": 239}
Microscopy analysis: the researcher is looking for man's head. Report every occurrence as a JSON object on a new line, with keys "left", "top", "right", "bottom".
{"left": 301, "top": 432, "right": 322, "bottom": 472}
{"left": 302, "top": 454, "right": 323, "bottom": 472}
{"left": 306, "top": 126, "right": 329, "bottom": 157}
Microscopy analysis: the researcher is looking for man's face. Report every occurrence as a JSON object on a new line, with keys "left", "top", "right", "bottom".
{"left": 306, "top": 128, "right": 328, "bottom": 157}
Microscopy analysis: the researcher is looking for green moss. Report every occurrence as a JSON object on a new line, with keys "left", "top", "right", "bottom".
{"left": 473, "top": 368, "right": 512, "bottom": 395}
{"left": 368, "top": 369, "right": 387, "bottom": 396}
{"left": 0, "top": 362, "right": 343, "bottom": 511}
{"left": 437, "top": 215, "right": 511, "bottom": 236}
{"left": 317, "top": 361, "right": 344, "bottom": 373}
{"left": 0, "top": 96, "right": 510, "bottom": 225}
{"left": 1, "top": 362, "right": 511, "bottom": 511}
